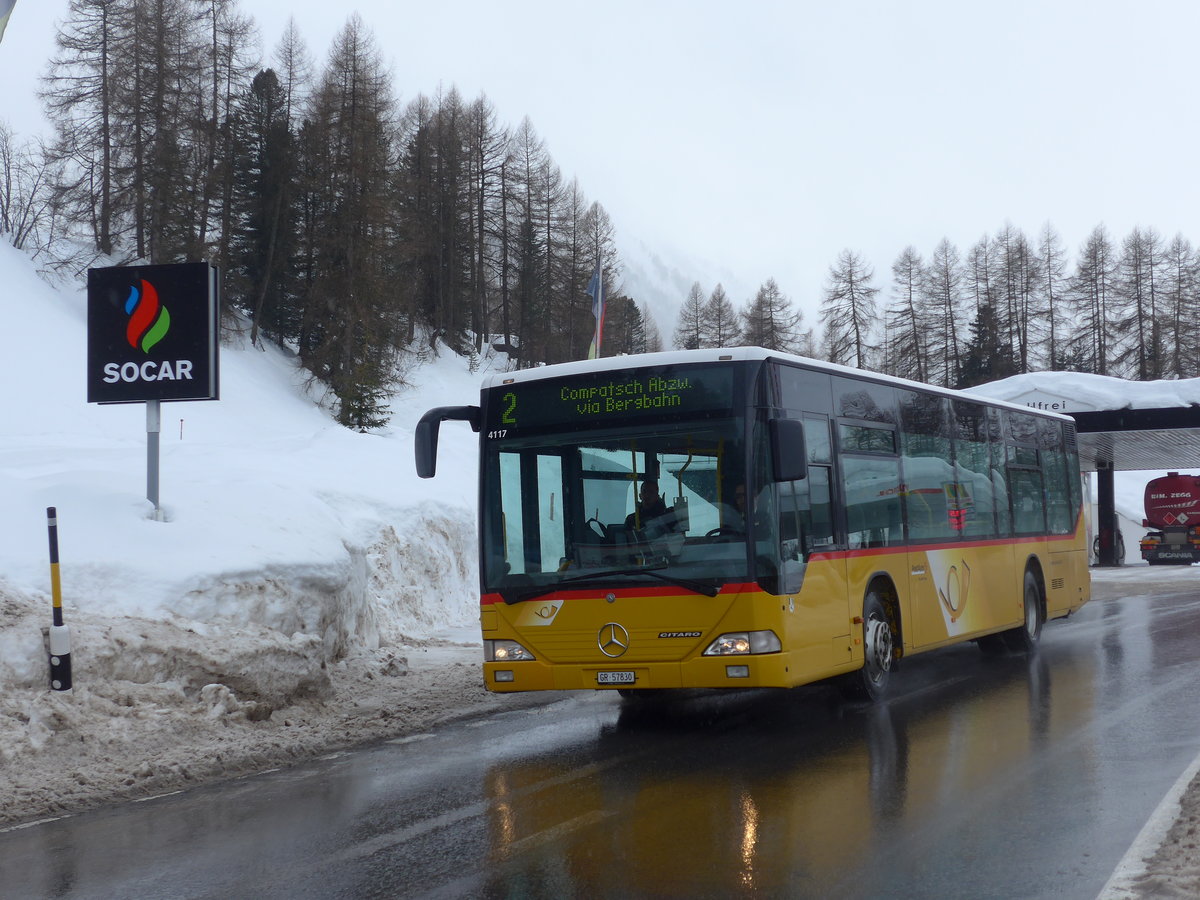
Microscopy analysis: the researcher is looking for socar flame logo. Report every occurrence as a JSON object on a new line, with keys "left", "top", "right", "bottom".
{"left": 125, "top": 279, "right": 171, "bottom": 353}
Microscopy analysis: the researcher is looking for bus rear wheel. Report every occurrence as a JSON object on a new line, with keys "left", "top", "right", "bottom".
{"left": 841, "top": 590, "right": 894, "bottom": 702}
{"left": 1003, "top": 571, "right": 1043, "bottom": 654}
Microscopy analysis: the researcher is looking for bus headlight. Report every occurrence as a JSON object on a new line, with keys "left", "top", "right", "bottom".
{"left": 703, "top": 631, "right": 781, "bottom": 656}
{"left": 485, "top": 640, "right": 535, "bottom": 662}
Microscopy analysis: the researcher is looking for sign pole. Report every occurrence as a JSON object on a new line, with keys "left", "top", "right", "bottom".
{"left": 147, "top": 399, "right": 162, "bottom": 520}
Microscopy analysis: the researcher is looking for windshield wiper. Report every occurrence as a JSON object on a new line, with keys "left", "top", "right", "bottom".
{"left": 501, "top": 566, "right": 720, "bottom": 604}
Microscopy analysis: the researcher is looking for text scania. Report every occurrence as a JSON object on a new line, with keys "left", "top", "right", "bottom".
{"left": 562, "top": 376, "right": 694, "bottom": 415}
{"left": 102, "top": 360, "right": 195, "bottom": 383}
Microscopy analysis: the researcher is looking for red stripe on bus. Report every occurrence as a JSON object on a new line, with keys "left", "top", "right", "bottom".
{"left": 811, "top": 530, "right": 1083, "bottom": 562}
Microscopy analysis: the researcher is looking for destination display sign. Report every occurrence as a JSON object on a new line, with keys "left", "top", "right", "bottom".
{"left": 485, "top": 364, "right": 737, "bottom": 434}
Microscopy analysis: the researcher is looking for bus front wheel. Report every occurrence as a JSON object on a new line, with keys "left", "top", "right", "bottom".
{"left": 841, "top": 589, "right": 894, "bottom": 702}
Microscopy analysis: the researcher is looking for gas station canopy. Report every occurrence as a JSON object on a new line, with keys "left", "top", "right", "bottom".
{"left": 968, "top": 373, "right": 1200, "bottom": 566}
{"left": 1070, "top": 407, "right": 1200, "bottom": 472}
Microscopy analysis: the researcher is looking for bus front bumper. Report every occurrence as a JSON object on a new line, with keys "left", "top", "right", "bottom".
{"left": 483, "top": 653, "right": 797, "bottom": 692}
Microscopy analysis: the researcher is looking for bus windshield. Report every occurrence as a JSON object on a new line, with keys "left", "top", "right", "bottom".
{"left": 482, "top": 419, "right": 750, "bottom": 602}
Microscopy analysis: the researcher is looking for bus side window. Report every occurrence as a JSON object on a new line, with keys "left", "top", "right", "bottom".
{"left": 842, "top": 455, "right": 904, "bottom": 548}
{"left": 838, "top": 421, "right": 903, "bottom": 549}
{"left": 899, "top": 391, "right": 955, "bottom": 542}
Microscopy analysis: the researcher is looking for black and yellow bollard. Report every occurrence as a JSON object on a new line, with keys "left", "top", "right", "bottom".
{"left": 46, "top": 507, "right": 73, "bottom": 692}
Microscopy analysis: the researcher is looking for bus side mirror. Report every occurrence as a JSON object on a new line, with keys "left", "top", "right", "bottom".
{"left": 770, "top": 418, "right": 807, "bottom": 482}
{"left": 415, "top": 405, "right": 480, "bottom": 478}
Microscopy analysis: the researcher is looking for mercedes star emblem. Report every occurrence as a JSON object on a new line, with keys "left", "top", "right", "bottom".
{"left": 598, "top": 622, "right": 630, "bottom": 658}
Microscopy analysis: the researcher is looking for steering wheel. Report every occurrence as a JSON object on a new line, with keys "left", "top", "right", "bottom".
{"left": 706, "top": 526, "right": 744, "bottom": 539}
{"left": 586, "top": 518, "right": 608, "bottom": 539}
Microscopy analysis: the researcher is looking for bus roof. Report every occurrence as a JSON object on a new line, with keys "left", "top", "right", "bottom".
{"left": 480, "top": 348, "right": 1074, "bottom": 422}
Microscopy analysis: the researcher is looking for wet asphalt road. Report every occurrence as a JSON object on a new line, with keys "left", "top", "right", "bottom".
{"left": 3, "top": 575, "right": 1200, "bottom": 899}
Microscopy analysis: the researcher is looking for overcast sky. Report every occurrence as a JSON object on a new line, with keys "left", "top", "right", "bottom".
{"left": 4, "top": 0, "right": 1198, "bottom": 321}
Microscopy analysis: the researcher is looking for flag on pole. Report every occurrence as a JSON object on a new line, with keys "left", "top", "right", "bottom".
{"left": 586, "top": 263, "right": 605, "bottom": 359}
{"left": 0, "top": 1, "right": 16, "bottom": 44}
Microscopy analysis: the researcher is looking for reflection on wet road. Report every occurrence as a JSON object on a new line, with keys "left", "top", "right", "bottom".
{"left": 4, "top": 575, "right": 1199, "bottom": 899}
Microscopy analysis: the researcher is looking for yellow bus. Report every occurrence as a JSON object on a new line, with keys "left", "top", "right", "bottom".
{"left": 415, "top": 347, "right": 1090, "bottom": 700}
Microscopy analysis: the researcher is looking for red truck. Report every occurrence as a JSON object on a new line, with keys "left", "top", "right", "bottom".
{"left": 1139, "top": 472, "right": 1200, "bottom": 565}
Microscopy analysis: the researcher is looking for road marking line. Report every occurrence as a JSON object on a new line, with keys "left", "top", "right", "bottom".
{"left": 498, "top": 808, "right": 617, "bottom": 858}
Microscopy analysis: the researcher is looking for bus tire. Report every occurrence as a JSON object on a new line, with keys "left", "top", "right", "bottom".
{"left": 841, "top": 589, "right": 894, "bottom": 702}
{"left": 1003, "top": 570, "right": 1043, "bottom": 654}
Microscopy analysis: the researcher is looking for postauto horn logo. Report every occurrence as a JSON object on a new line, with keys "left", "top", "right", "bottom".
{"left": 125, "top": 279, "right": 171, "bottom": 353}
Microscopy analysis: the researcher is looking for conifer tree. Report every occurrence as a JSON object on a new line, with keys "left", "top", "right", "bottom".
{"left": 505, "top": 117, "right": 554, "bottom": 367}
{"left": 993, "top": 224, "right": 1041, "bottom": 374}
{"left": 300, "top": 14, "right": 401, "bottom": 428}
{"left": 577, "top": 200, "right": 616, "bottom": 361}
{"left": 1036, "top": 223, "right": 1069, "bottom": 369}
{"left": 601, "top": 295, "right": 644, "bottom": 356}
{"left": 1113, "top": 226, "right": 1165, "bottom": 380}
{"left": 743, "top": 277, "right": 809, "bottom": 353}
{"left": 700, "top": 283, "right": 742, "bottom": 348}
{"left": 42, "top": 0, "right": 128, "bottom": 257}
{"left": 883, "top": 246, "right": 927, "bottom": 382}
{"left": 1068, "top": 224, "right": 1119, "bottom": 375}
{"left": 641, "top": 302, "right": 664, "bottom": 353}
{"left": 128, "top": 0, "right": 204, "bottom": 261}
{"left": 192, "top": 0, "right": 258, "bottom": 265}
{"left": 673, "top": 281, "right": 706, "bottom": 349}
{"left": 1163, "top": 234, "right": 1200, "bottom": 377}
{"left": 966, "top": 234, "right": 996, "bottom": 319}
{"left": 957, "top": 300, "right": 1016, "bottom": 387}
{"left": 535, "top": 151, "right": 567, "bottom": 362}
{"left": 925, "top": 238, "right": 965, "bottom": 386}
{"left": 228, "top": 67, "right": 298, "bottom": 345}
{"left": 274, "top": 18, "right": 313, "bottom": 123}
{"left": 819, "top": 250, "right": 879, "bottom": 368}
{"left": 465, "top": 94, "right": 508, "bottom": 352}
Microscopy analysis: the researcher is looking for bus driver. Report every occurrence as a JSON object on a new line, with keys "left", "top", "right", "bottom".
{"left": 626, "top": 480, "right": 674, "bottom": 535}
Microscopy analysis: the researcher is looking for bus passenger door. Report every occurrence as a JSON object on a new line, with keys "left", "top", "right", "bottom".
{"left": 787, "top": 415, "right": 852, "bottom": 675}
{"left": 796, "top": 462, "right": 852, "bottom": 673}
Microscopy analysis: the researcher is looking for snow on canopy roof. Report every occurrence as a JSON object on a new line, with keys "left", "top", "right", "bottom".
{"left": 968, "top": 371, "right": 1200, "bottom": 412}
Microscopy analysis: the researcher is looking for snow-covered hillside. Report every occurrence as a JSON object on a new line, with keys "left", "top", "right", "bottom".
{"left": 0, "top": 243, "right": 493, "bottom": 660}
